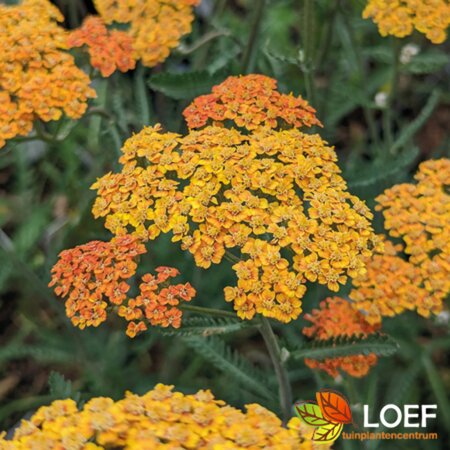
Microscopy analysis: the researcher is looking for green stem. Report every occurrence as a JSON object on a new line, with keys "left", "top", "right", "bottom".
{"left": 315, "top": 0, "right": 341, "bottom": 70}
{"left": 339, "top": 10, "right": 380, "bottom": 150}
{"left": 241, "top": 0, "right": 265, "bottom": 73}
{"left": 259, "top": 317, "right": 293, "bottom": 422}
{"left": 300, "top": 0, "right": 316, "bottom": 104}
{"left": 180, "top": 304, "right": 238, "bottom": 319}
{"left": 383, "top": 39, "right": 401, "bottom": 154}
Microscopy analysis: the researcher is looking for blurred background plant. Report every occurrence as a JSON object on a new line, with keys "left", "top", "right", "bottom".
{"left": 0, "top": 0, "right": 449, "bottom": 449}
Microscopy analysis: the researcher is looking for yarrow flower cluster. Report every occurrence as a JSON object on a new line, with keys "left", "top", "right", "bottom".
{"left": 68, "top": 16, "right": 136, "bottom": 77}
{"left": 0, "top": 0, "right": 95, "bottom": 148}
{"left": 350, "top": 159, "right": 450, "bottom": 324}
{"left": 93, "top": 0, "right": 200, "bottom": 67}
{"left": 92, "top": 75, "right": 377, "bottom": 323}
{"left": 49, "top": 235, "right": 195, "bottom": 337}
{"left": 363, "top": 0, "right": 450, "bottom": 44}
{"left": 303, "top": 297, "right": 381, "bottom": 378}
{"left": 0, "top": 384, "right": 326, "bottom": 449}
{"left": 183, "top": 74, "right": 322, "bottom": 130}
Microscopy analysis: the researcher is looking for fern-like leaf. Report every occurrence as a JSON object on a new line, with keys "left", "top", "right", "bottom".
{"left": 183, "top": 336, "right": 276, "bottom": 401}
{"left": 290, "top": 333, "right": 399, "bottom": 360}
{"left": 148, "top": 68, "right": 228, "bottom": 100}
{"left": 48, "top": 371, "right": 80, "bottom": 402}
{"left": 158, "top": 317, "right": 253, "bottom": 337}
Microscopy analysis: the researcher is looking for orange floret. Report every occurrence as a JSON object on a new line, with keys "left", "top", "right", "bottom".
{"left": 49, "top": 235, "right": 195, "bottom": 337}
{"left": 303, "top": 297, "right": 381, "bottom": 378}
{"left": 183, "top": 74, "right": 322, "bottom": 131}
{"left": 68, "top": 16, "right": 136, "bottom": 77}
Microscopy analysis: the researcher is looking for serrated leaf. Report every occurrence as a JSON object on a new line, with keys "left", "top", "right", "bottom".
{"left": 316, "top": 389, "right": 352, "bottom": 424}
{"left": 48, "top": 371, "right": 80, "bottom": 402}
{"left": 313, "top": 421, "right": 343, "bottom": 443}
{"left": 148, "top": 68, "right": 229, "bottom": 100}
{"left": 295, "top": 401, "right": 330, "bottom": 426}
{"left": 158, "top": 317, "right": 253, "bottom": 337}
{"left": 183, "top": 335, "right": 275, "bottom": 401}
{"left": 290, "top": 333, "right": 399, "bottom": 360}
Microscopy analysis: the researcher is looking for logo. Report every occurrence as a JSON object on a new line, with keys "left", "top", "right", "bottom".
{"left": 294, "top": 390, "right": 439, "bottom": 443}
{"left": 294, "top": 389, "right": 352, "bottom": 444}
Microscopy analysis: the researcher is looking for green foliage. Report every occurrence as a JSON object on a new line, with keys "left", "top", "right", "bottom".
{"left": 391, "top": 89, "right": 441, "bottom": 154}
{"left": 48, "top": 372, "right": 81, "bottom": 402}
{"left": 404, "top": 50, "right": 450, "bottom": 74}
{"left": 157, "top": 316, "right": 254, "bottom": 337}
{"left": 148, "top": 68, "right": 229, "bottom": 100}
{"left": 182, "top": 335, "right": 276, "bottom": 402}
{"left": 290, "top": 334, "right": 399, "bottom": 360}
{"left": 346, "top": 147, "right": 420, "bottom": 199}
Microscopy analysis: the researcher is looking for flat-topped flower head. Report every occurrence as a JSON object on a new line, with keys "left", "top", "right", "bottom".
{"left": 0, "top": 0, "right": 95, "bottom": 148}
{"left": 92, "top": 122, "right": 377, "bottom": 323}
{"left": 183, "top": 74, "right": 322, "bottom": 130}
{"left": 363, "top": 0, "right": 450, "bottom": 44}
{"left": 350, "top": 159, "right": 450, "bottom": 324}
{"left": 68, "top": 16, "right": 136, "bottom": 77}
{"left": 0, "top": 384, "right": 325, "bottom": 449}
{"left": 93, "top": 0, "right": 200, "bottom": 67}
{"left": 303, "top": 297, "right": 381, "bottom": 378}
{"left": 49, "top": 235, "right": 195, "bottom": 337}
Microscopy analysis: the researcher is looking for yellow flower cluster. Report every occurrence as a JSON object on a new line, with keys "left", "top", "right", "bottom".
{"left": 363, "top": 0, "right": 450, "bottom": 44}
{"left": 0, "top": 384, "right": 324, "bottom": 450}
{"left": 92, "top": 75, "right": 377, "bottom": 323}
{"left": 93, "top": 0, "right": 200, "bottom": 67}
{"left": 0, "top": 0, "right": 95, "bottom": 148}
{"left": 350, "top": 159, "right": 450, "bottom": 324}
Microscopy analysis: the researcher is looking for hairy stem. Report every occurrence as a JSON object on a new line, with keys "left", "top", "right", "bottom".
{"left": 259, "top": 317, "right": 292, "bottom": 422}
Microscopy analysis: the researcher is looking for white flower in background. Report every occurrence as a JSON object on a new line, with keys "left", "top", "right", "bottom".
{"left": 375, "top": 91, "right": 388, "bottom": 108}
{"left": 400, "top": 43, "right": 420, "bottom": 64}
{"left": 436, "top": 310, "right": 450, "bottom": 325}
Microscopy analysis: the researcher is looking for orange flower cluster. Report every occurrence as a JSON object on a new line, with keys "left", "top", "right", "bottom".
{"left": 183, "top": 74, "right": 322, "bottom": 130}
{"left": 0, "top": 0, "right": 95, "bottom": 148}
{"left": 92, "top": 76, "right": 377, "bottom": 323}
{"left": 303, "top": 297, "right": 381, "bottom": 378}
{"left": 93, "top": 0, "right": 200, "bottom": 67}
{"left": 49, "top": 235, "right": 195, "bottom": 337}
{"left": 363, "top": 0, "right": 450, "bottom": 44}
{"left": 350, "top": 159, "right": 450, "bottom": 324}
{"left": 68, "top": 16, "right": 136, "bottom": 77}
{"left": 0, "top": 384, "right": 322, "bottom": 450}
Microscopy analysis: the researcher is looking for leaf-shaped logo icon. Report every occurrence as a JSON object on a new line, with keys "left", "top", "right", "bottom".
{"left": 295, "top": 401, "right": 330, "bottom": 427}
{"left": 316, "top": 389, "right": 352, "bottom": 424}
{"left": 313, "top": 422, "right": 344, "bottom": 443}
